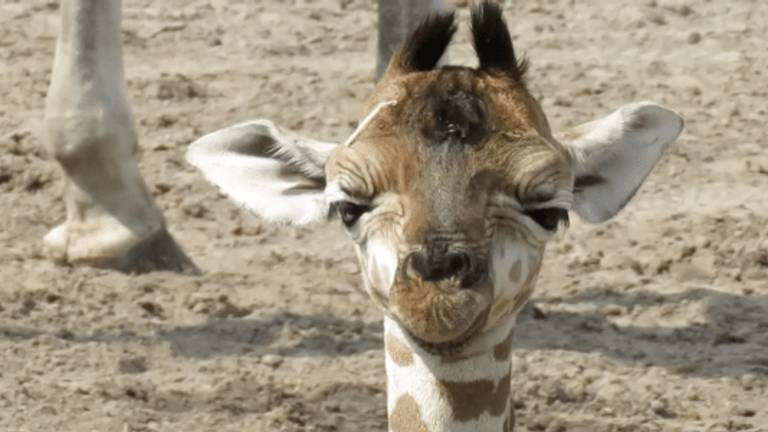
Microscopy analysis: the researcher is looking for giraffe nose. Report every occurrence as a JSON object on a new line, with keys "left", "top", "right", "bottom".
{"left": 407, "top": 249, "right": 476, "bottom": 284}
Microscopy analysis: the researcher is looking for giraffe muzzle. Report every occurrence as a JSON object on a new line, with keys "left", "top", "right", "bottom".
{"left": 390, "top": 250, "right": 492, "bottom": 349}
{"left": 405, "top": 248, "right": 481, "bottom": 286}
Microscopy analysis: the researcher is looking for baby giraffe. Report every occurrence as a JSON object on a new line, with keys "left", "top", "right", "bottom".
{"left": 187, "top": 2, "right": 683, "bottom": 431}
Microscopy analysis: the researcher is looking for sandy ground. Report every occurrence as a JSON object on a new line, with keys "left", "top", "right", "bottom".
{"left": 1, "top": 0, "right": 767, "bottom": 431}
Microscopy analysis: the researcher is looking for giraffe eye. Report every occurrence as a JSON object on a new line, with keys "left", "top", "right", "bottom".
{"left": 525, "top": 208, "right": 569, "bottom": 231}
{"left": 337, "top": 201, "right": 372, "bottom": 227}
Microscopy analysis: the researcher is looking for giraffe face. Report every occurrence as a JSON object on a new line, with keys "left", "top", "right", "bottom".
{"left": 187, "top": 1, "right": 683, "bottom": 357}
{"left": 324, "top": 68, "right": 572, "bottom": 352}
{"left": 319, "top": 7, "right": 577, "bottom": 353}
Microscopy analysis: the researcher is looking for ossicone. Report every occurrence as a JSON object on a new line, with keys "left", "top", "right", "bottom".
{"left": 471, "top": 1, "right": 528, "bottom": 81}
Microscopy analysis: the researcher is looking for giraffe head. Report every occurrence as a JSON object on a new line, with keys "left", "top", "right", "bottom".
{"left": 188, "top": 2, "right": 683, "bottom": 357}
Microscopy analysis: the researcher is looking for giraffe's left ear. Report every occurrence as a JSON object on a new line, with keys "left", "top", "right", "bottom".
{"left": 560, "top": 101, "right": 684, "bottom": 223}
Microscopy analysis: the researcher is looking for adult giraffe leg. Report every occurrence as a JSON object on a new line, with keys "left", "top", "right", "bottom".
{"left": 44, "top": 0, "right": 197, "bottom": 273}
{"left": 376, "top": 0, "right": 447, "bottom": 80}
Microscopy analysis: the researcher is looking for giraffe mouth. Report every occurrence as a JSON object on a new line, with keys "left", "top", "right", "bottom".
{"left": 410, "top": 307, "right": 489, "bottom": 357}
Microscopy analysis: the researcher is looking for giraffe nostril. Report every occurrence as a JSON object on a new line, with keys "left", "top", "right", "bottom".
{"left": 445, "top": 251, "right": 471, "bottom": 278}
{"left": 407, "top": 250, "right": 431, "bottom": 279}
{"left": 406, "top": 249, "right": 476, "bottom": 284}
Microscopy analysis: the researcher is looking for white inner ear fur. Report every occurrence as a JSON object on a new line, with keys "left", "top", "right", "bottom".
{"left": 186, "top": 119, "right": 337, "bottom": 225}
{"left": 562, "top": 101, "right": 684, "bottom": 223}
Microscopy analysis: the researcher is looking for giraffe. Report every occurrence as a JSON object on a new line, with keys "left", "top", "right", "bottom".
{"left": 187, "top": 2, "right": 683, "bottom": 431}
{"left": 43, "top": 0, "right": 196, "bottom": 273}
{"left": 40, "top": 0, "right": 437, "bottom": 273}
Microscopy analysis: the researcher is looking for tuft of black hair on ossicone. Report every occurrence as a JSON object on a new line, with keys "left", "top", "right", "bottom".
{"left": 470, "top": 1, "right": 528, "bottom": 81}
{"left": 397, "top": 11, "right": 457, "bottom": 72}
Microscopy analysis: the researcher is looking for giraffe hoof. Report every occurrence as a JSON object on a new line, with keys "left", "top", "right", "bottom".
{"left": 43, "top": 223, "right": 199, "bottom": 275}
{"left": 43, "top": 224, "right": 69, "bottom": 264}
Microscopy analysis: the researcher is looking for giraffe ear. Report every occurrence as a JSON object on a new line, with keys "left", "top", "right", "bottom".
{"left": 561, "top": 102, "right": 684, "bottom": 223}
{"left": 186, "top": 119, "right": 337, "bottom": 225}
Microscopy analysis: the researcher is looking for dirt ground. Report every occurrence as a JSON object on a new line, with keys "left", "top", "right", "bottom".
{"left": 1, "top": 0, "right": 767, "bottom": 431}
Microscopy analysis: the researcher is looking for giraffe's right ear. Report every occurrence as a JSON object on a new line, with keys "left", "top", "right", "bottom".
{"left": 186, "top": 120, "right": 337, "bottom": 225}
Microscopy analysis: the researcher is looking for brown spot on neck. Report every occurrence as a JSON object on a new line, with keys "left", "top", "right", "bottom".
{"left": 390, "top": 394, "right": 428, "bottom": 432}
{"left": 386, "top": 333, "right": 415, "bottom": 367}
{"left": 493, "top": 329, "right": 514, "bottom": 361}
{"left": 438, "top": 369, "right": 511, "bottom": 422}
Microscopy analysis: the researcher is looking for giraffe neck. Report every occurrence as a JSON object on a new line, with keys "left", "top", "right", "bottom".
{"left": 53, "top": 0, "right": 124, "bottom": 84}
{"left": 384, "top": 317, "right": 515, "bottom": 432}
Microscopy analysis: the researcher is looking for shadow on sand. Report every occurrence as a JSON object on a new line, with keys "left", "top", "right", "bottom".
{"left": 516, "top": 286, "right": 768, "bottom": 379}
{"left": 1, "top": 286, "right": 766, "bottom": 379}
